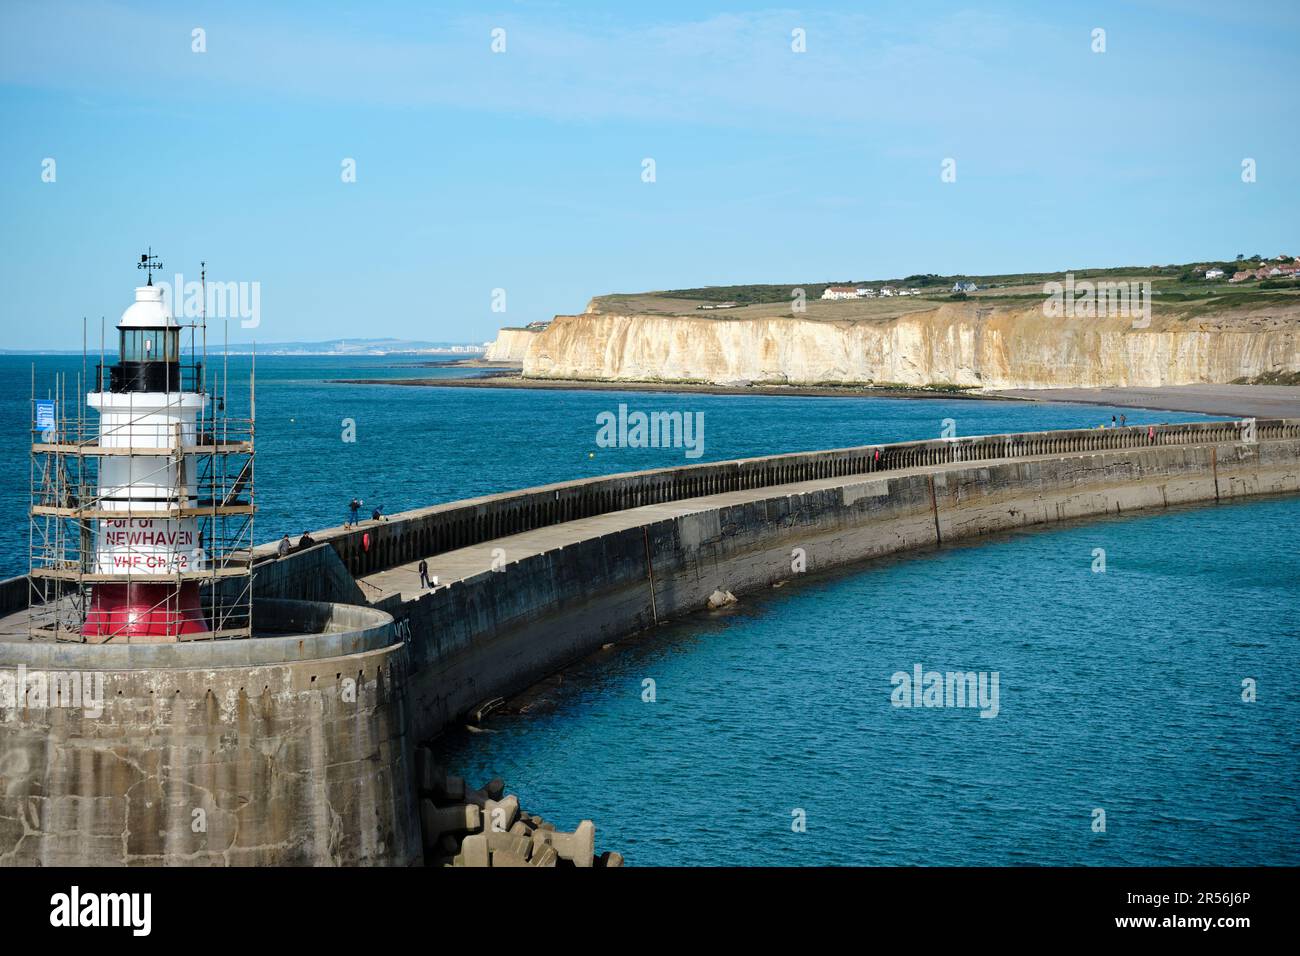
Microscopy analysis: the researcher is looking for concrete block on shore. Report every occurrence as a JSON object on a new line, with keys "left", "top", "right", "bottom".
{"left": 490, "top": 850, "right": 531, "bottom": 867}
{"left": 531, "top": 830, "right": 550, "bottom": 856}
{"left": 484, "top": 795, "right": 520, "bottom": 832}
{"left": 549, "top": 820, "right": 595, "bottom": 867}
{"left": 456, "top": 833, "right": 490, "bottom": 868}
{"left": 484, "top": 777, "right": 506, "bottom": 800}
{"left": 486, "top": 831, "right": 533, "bottom": 859}
{"left": 530, "top": 845, "right": 559, "bottom": 867}
{"left": 599, "top": 851, "right": 624, "bottom": 868}
{"left": 422, "top": 799, "right": 480, "bottom": 849}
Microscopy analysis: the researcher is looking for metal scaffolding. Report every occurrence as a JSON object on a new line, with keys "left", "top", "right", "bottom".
{"left": 27, "top": 286, "right": 256, "bottom": 642}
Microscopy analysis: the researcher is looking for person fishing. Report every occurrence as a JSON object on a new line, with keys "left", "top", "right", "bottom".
{"left": 418, "top": 558, "right": 430, "bottom": 589}
{"left": 348, "top": 498, "right": 362, "bottom": 527}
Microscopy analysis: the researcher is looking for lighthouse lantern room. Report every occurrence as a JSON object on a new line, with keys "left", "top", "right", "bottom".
{"left": 27, "top": 254, "right": 255, "bottom": 643}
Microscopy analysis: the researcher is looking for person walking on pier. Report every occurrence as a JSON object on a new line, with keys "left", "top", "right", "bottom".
{"left": 298, "top": 530, "right": 315, "bottom": 550}
{"left": 278, "top": 533, "right": 292, "bottom": 558}
{"left": 418, "top": 558, "right": 430, "bottom": 589}
{"left": 348, "top": 498, "right": 361, "bottom": 527}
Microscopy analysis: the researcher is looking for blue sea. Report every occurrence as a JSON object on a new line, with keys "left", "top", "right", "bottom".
{"left": 440, "top": 495, "right": 1300, "bottom": 866}
{"left": 3, "top": 354, "right": 1295, "bottom": 866}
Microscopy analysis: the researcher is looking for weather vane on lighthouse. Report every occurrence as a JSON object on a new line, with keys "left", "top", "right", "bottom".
{"left": 138, "top": 248, "right": 163, "bottom": 286}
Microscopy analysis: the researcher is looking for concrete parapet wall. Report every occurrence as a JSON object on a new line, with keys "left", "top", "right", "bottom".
{"left": 249, "top": 543, "right": 368, "bottom": 606}
{"left": 0, "top": 599, "right": 397, "bottom": 670}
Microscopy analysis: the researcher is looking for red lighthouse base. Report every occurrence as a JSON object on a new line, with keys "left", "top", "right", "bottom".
{"left": 83, "top": 582, "right": 210, "bottom": 642}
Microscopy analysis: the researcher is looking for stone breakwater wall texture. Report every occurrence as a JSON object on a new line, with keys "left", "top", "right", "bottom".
{"left": 0, "top": 601, "right": 420, "bottom": 867}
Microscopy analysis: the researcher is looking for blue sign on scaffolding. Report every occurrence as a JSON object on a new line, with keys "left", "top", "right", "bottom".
{"left": 35, "top": 400, "right": 55, "bottom": 432}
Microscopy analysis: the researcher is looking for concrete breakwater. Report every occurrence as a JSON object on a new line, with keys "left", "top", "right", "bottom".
{"left": 3, "top": 419, "right": 1299, "bottom": 865}
{"left": 354, "top": 420, "right": 1300, "bottom": 745}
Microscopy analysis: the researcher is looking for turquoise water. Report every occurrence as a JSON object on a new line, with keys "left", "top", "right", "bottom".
{"left": 1, "top": 354, "right": 1201, "bottom": 579}
{"left": 439, "top": 496, "right": 1300, "bottom": 866}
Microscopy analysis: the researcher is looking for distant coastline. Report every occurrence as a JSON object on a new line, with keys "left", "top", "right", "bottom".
{"left": 334, "top": 372, "right": 1300, "bottom": 418}
{"left": 331, "top": 372, "right": 1013, "bottom": 402}
{"left": 0, "top": 337, "right": 487, "bottom": 358}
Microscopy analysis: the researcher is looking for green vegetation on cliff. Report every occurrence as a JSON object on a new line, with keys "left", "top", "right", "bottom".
{"left": 637, "top": 258, "right": 1300, "bottom": 316}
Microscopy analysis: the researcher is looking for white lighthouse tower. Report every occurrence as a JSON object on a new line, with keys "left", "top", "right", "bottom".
{"left": 82, "top": 253, "right": 210, "bottom": 639}
{"left": 27, "top": 253, "right": 255, "bottom": 643}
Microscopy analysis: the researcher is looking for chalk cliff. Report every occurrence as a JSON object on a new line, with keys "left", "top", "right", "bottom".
{"left": 484, "top": 327, "right": 539, "bottom": 362}
{"left": 520, "top": 303, "right": 1300, "bottom": 389}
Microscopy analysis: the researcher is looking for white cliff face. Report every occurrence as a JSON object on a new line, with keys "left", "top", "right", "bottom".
{"left": 521, "top": 306, "right": 1300, "bottom": 389}
{"left": 484, "top": 327, "right": 539, "bottom": 362}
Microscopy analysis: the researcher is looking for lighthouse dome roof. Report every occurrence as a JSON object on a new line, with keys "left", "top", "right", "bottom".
{"left": 119, "top": 286, "right": 176, "bottom": 329}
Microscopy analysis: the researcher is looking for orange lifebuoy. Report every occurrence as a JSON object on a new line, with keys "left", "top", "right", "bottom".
{"left": 363, "top": 532, "right": 371, "bottom": 552}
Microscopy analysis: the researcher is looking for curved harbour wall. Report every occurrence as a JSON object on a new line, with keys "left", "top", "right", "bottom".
{"left": 384, "top": 428, "right": 1300, "bottom": 741}
{"left": 3, "top": 420, "right": 1299, "bottom": 865}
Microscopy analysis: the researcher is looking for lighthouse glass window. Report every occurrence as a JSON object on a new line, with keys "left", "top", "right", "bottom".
{"left": 121, "top": 328, "right": 179, "bottom": 362}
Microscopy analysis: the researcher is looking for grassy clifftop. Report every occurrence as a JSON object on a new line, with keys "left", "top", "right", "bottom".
{"left": 589, "top": 259, "right": 1300, "bottom": 328}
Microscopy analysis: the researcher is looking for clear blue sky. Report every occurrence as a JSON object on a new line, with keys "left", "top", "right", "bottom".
{"left": 1, "top": 0, "right": 1297, "bottom": 349}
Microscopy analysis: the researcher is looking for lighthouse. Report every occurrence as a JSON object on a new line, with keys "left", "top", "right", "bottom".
{"left": 26, "top": 254, "right": 254, "bottom": 644}
{"left": 81, "top": 253, "right": 210, "bottom": 640}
